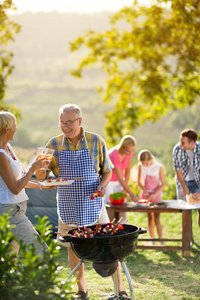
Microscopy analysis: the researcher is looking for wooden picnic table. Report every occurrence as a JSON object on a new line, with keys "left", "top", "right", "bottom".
{"left": 106, "top": 202, "right": 195, "bottom": 257}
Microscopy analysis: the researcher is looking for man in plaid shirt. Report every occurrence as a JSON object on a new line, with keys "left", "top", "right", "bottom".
{"left": 36, "top": 104, "right": 130, "bottom": 300}
{"left": 173, "top": 128, "right": 200, "bottom": 227}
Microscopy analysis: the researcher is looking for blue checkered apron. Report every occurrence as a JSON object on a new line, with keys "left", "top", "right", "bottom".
{"left": 57, "top": 136, "right": 102, "bottom": 226}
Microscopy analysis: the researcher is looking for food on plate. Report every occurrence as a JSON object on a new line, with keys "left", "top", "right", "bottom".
{"left": 139, "top": 199, "right": 150, "bottom": 204}
{"left": 45, "top": 178, "right": 68, "bottom": 183}
{"left": 72, "top": 222, "right": 124, "bottom": 238}
{"left": 46, "top": 178, "right": 68, "bottom": 183}
{"left": 40, "top": 178, "right": 74, "bottom": 187}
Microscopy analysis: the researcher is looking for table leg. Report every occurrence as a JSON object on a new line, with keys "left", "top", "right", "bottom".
{"left": 114, "top": 210, "right": 119, "bottom": 221}
{"left": 182, "top": 210, "right": 192, "bottom": 256}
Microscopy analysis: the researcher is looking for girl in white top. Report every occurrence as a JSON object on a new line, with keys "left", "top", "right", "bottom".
{"left": 137, "top": 149, "right": 165, "bottom": 244}
{"left": 0, "top": 111, "right": 52, "bottom": 256}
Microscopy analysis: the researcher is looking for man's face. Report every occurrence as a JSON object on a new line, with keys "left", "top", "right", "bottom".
{"left": 59, "top": 111, "right": 82, "bottom": 141}
{"left": 180, "top": 136, "right": 194, "bottom": 151}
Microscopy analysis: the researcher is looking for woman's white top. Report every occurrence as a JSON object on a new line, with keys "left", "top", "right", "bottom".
{"left": 0, "top": 146, "right": 28, "bottom": 204}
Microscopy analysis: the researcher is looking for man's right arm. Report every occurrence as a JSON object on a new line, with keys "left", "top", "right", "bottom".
{"left": 175, "top": 169, "right": 189, "bottom": 196}
{"left": 173, "top": 145, "right": 189, "bottom": 196}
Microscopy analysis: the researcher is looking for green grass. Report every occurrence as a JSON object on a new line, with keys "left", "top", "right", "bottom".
{"left": 56, "top": 211, "right": 200, "bottom": 300}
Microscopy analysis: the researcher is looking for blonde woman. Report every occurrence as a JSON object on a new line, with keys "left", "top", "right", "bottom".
{"left": 106, "top": 135, "right": 138, "bottom": 214}
{"left": 0, "top": 111, "right": 52, "bottom": 256}
{"left": 105, "top": 136, "right": 138, "bottom": 300}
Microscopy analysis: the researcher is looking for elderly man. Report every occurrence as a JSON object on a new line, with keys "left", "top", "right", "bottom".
{"left": 173, "top": 128, "right": 200, "bottom": 227}
{"left": 36, "top": 104, "right": 130, "bottom": 300}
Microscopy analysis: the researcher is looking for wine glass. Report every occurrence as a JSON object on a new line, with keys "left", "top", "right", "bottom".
{"left": 37, "top": 147, "right": 55, "bottom": 170}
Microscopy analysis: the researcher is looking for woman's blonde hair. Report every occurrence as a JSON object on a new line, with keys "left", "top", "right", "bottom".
{"left": 118, "top": 135, "right": 136, "bottom": 150}
{"left": 0, "top": 111, "right": 16, "bottom": 136}
{"left": 138, "top": 149, "right": 153, "bottom": 162}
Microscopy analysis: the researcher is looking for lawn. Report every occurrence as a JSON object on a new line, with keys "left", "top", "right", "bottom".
{"left": 57, "top": 210, "right": 200, "bottom": 300}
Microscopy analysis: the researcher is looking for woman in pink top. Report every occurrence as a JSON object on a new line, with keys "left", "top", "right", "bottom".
{"left": 106, "top": 135, "right": 138, "bottom": 211}
{"left": 106, "top": 135, "right": 138, "bottom": 300}
{"left": 137, "top": 149, "right": 165, "bottom": 245}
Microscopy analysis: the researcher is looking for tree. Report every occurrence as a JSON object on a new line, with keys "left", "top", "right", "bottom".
{"left": 0, "top": 0, "right": 21, "bottom": 117}
{"left": 69, "top": 0, "right": 200, "bottom": 144}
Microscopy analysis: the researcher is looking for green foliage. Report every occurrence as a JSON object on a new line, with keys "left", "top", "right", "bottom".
{"left": 0, "top": 0, "right": 21, "bottom": 118}
{"left": 162, "top": 173, "right": 177, "bottom": 200}
{"left": 5, "top": 12, "right": 200, "bottom": 155}
{"left": 129, "top": 179, "right": 141, "bottom": 199}
{"left": 69, "top": 0, "right": 200, "bottom": 143}
{"left": 0, "top": 213, "right": 74, "bottom": 300}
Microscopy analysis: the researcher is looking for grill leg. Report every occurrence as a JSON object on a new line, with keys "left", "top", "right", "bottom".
{"left": 121, "top": 261, "right": 134, "bottom": 300}
{"left": 113, "top": 269, "right": 119, "bottom": 295}
{"left": 67, "top": 259, "right": 84, "bottom": 280}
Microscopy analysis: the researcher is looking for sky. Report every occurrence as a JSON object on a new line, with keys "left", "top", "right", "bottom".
{"left": 11, "top": 0, "right": 137, "bottom": 14}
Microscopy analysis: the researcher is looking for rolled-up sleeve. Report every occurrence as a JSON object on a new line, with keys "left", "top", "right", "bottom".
{"left": 173, "top": 146, "right": 181, "bottom": 170}
{"left": 100, "top": 141, "right": 113, "bottom": 174}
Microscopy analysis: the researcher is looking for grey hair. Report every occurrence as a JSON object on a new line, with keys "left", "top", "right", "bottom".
{"left": 59, "top": 104, "right": 82, "bottom": 118}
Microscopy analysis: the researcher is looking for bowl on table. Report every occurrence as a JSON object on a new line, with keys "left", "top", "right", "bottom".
{"left": 109, "top": 192, "right": 127, "bottom": 205}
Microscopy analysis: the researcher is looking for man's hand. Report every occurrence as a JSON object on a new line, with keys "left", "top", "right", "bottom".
{"left": 192, "top": 193, "right": 200, "bottom": 200}
{"left": 97, "top": 184, "right": 106, "bottom": 197}
{"left": 182, "top": 186, "right": 190, "bottom": 197}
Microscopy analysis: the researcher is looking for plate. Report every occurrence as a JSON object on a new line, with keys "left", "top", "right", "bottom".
{"left": 40, "top": 179, "right": 74, "bottom": 186}
{"left": 137, "top": 202, "right": 150, "bottom": 207}
{"left": 137, "top": 199, "right": 150, "bottom": 206}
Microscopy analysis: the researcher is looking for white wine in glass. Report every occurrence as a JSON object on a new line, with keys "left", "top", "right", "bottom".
{"left": 37, "top": 147, "right": 55, "bottom": 170}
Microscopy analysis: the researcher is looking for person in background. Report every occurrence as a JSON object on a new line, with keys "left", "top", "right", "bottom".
{"left": 0, "top": 111, "right": 52, "bottom": 256}
{"left": 36, "top": 104, "right": 129, "bottom": 300}
{"left": 137, "top": 149, "right": 165, "bottom": 245}
{"left": 105, "top": 135, "right": 138, "bottom": 300}
{"left": 173, "top": 128, "right": 200, "bottom": 227}
{"left": 105, "top": 135, "right": 138, "bottom": 221}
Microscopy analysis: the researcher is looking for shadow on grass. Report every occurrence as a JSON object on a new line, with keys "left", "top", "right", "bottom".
{"left": 58, "top": 243, "right": 200, "bottom": 299}
{"left": 125, "top": 245, "right": 200, "bottom": 299}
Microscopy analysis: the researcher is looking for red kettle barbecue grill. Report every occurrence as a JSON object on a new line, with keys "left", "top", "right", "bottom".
{"left": 60, "top": 223, "right": 147, "bottom": 300}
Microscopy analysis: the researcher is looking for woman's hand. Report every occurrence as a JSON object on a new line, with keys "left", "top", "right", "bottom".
{"left": 30, "top": 157, "right": 48, "bottom": 172}
{"left": 143, "top": 190, "right": 149, "bottom": 198}
{"left": 149, "top": 193, "right": 157, "bottom": 201}
{"left": 130, "top": 194, "right": 138, "bottom": 203}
